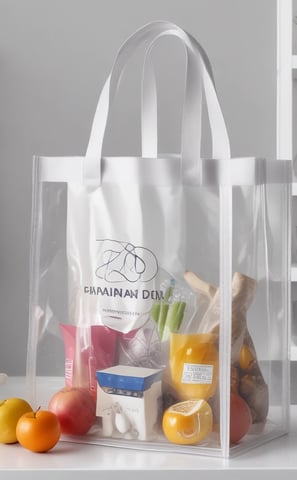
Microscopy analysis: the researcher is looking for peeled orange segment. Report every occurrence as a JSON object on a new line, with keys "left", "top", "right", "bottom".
{"left": 168, "top": 399, "right": 205, "bottom": 416}
{"left": 162, "top": 399, "right": 213, "bottom": 445}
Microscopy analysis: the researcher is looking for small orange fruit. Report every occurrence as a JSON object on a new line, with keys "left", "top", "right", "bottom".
{"left": 239, "top": 344, "right": 255, "bottom": 371}
{"left": 16, "top": 408, "right": 61, "bottom": 453}
{"left": 162, "top": 399, "right": 213, "bottom": 445}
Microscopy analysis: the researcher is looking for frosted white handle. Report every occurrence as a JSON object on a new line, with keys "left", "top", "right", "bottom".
{"left": 141, "top": 31, "right": 203, "bottom": 162}
{"left": 85, "top": 21, "right": 230, "bottom": 184}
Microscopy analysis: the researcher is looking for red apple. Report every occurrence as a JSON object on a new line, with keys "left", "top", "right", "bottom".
{"left": 48, "top": 387, "right": 96, "bottom": 435}
{"left": 230, "top": 393, "right": 252, "bottom": 444}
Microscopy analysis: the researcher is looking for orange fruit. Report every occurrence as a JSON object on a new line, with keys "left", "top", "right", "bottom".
{"left": 16, "top": 408, "right": 61, "bottom": 453}
{"left": 170, "top": 333, "right": 218, "bottom": 400}
{"left": 162, "top": 399, "right": 213, "bottom": 445}
{"left": 239, "top": 344, "right": 255, "bottom": 371}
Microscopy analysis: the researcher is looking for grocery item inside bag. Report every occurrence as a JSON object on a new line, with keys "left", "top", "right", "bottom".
{"left": 59, "top": 268, "right": 267, "bottom": 448}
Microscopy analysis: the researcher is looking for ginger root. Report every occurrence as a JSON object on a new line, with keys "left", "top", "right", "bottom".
{"left": 184, "top": 271, "right": 269, "bottom": 424}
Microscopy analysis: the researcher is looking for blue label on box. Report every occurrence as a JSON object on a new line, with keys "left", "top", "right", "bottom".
{"left": 96, "top": 365, "right": 163, "bottom": 392}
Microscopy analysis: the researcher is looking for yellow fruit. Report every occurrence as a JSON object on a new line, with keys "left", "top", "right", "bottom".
{"left": 239, "top": 344, "right": 255, "bottom": 371}
{"left": 162, "top": 399, "right": 213, "bottom": 445}
{"left": 170, "top": 333, "right": 218, "bottom": 400}
{"left": 0, "top": 398, "right": 33, "bottom": 444}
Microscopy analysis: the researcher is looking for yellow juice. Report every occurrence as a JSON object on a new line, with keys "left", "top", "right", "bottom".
{"left": 169, "top": 333, "right": 218, "bottom": 401}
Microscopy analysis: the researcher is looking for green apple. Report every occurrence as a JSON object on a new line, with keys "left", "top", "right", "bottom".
{"left": 0, "top": 398, "right": 33, "bottom": 444}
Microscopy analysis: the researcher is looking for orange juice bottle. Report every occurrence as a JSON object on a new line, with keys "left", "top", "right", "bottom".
{"left": 169, "top": 333, "right": 218, "bottom": 400}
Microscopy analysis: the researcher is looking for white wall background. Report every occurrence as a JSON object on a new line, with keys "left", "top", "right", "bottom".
{"left": 0, "top": 0, "right": 277, "bottom": 375}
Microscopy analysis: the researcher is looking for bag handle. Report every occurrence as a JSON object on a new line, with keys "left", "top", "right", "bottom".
{"left": 140, "top": 31, "right": 203, "bottom": 161}
{"left": 141, "top": 25, "right": 231, "bottom": 168}
{"left": 85, "top": 21, "right": 231, "bottom": 184}
{"left": 85, "top": 21, "right": 203, "bottom": 182}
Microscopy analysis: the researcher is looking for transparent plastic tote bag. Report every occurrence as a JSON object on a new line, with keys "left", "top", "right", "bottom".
{"left": 27, "top": 21, "right": 291, "bottom": 457}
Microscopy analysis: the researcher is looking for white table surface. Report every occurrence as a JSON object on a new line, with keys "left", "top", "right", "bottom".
{"left": 1, "top": 377, "right": 297, "bottom": 480}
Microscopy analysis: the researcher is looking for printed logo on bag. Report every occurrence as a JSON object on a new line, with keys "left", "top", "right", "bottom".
{"left": 83, "top": 239, "right": 163, "bottom": 332}
{"left": 95, "top": 239, "right": 158, "bottom": 283}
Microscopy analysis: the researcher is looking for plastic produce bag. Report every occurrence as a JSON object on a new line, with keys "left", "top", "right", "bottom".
{"left": 27, "top": 21, "right": 291, "bottom": 457}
